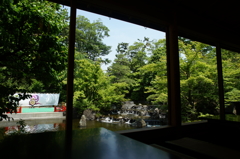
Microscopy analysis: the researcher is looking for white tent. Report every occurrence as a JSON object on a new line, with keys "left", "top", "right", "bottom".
{"left": 15, "top": 93, "right": 60, "bottom": 107}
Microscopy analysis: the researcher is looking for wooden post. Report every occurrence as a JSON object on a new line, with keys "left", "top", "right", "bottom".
{"left": 216, "top": 44, "right": 225, "bottom": 120}
{"left": 166, "top": 2, "right": 181, "bottom": 127}
{"left": 166, "top": 25, "right": 181, "bottom": 127}
{"left": 65, "top": 0, "right": 76, "bottom": 158}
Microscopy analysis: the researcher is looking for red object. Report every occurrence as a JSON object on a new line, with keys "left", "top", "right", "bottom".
{"left": 17, "top": 107, "right": 22, "bottom": 113}
{"left": 54, "top": 106, "right": 66, "bottom": 112}
{"left": 5, "top": 126, "right": 20, "bottom": 133}
{"left": 6, "top": 107, "right": 22, "bottom": 114}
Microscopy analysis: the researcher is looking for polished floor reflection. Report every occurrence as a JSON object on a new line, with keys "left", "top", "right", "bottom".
{"left": 0, "top": 127, "right": 185, "bottom": 159}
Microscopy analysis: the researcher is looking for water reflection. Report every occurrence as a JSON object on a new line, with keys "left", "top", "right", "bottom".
{"left": 5, "top": 124, "right": 59, "bottom": 134}
{"left": 0, "top": 118, "right": 162, "bottom": 136}
{"left": 0, "top": 119, "right": 132, "bottom": 135}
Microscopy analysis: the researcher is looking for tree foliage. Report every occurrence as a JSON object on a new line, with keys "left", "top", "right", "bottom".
{"left": 221, "top": 49, "right": 240, "bottom": 103}
{"left": 73, "top": 56, "right": 125, "bottom": 113}
{"left": 178, "top": 40, "right": 218, "bottom": 119}
{"left": 0, "top": 0, "right": 68, "bottom": 118}
{"left": 109, "top": 37, "right": 240, "bottom": 121}
{"left": 2, "top": 1, "right": 239, "bottom": 122}
{"left": 63, "top": 15, "right": 111, "bottom": 64}
{"left": 107, "top": 38, "right": 153, "bottom": 102}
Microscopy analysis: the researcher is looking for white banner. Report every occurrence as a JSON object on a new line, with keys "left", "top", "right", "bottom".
{"left": 15, "top": 93, "right": 60, "bottom": 107}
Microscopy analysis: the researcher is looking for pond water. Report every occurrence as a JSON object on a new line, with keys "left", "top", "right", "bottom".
{"left": 0, "top": 118, "right": 162, "bottom": 138}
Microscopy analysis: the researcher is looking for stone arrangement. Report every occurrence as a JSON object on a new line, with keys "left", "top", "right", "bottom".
{"left": 82, "top": 101, "right": 168, "bottom": 128}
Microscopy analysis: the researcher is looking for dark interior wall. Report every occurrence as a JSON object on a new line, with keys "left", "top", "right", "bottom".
{"left": 117, "top": 120, "right": 240, "bottom": 150}
{"left": 117, "top": 122, "right": 211, "bottom": 145}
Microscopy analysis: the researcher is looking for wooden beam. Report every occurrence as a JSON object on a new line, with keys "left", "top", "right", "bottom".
{"left": 65, "top": 0, "right": 76, "bottom": 158}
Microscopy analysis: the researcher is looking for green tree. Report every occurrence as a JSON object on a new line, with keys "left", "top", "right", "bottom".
{"left": 107, "top": 38, "right": 152, "bottom": 102}
{"left": 179, "top": 40, "right": 218, "bottom": 120}
{"left": 73, "top": 57, "right": 125, "bottom": 114}
{"left": 60, "top": 15, "right": 113, "bottom": 111}
{"left": 63, "top": 15, "right": 111, "bottom": 64}
{"left": 141, "top": 39, "right": 168, "bottom": 105}
{"left": 221, "top": 49, "right": 240, "bottom": 104}
{"left": 108, "top": 43, "right": 133, "bottom": 83}
{"left": 144, "top": 39, "right": 220, "bottom": 121}
{"left": 0, "top": 0, "right": 68, "bottom": 119}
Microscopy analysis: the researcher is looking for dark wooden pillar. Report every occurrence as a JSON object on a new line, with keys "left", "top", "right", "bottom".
{"left": 65, "top": 0, "right": 76, "bottom": 158}
{"left": 166, "top": 24, "right": 181, "bottom": 127}
{"left": 166, "top": 2, "right": 181, "bottom": 126}
{"left": 216, "top": 44, "right": 225, "bottom": 120}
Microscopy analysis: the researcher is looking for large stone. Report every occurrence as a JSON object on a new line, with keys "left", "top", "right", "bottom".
{"left": 139, "top": 110, "right": 147, "bottom": 116}
{"left": 231, "top": 102, "right": 240, "bottom": 115}
{"left": 83, "top": 109, "right": 96, "bottom": 120}
{"left": 79, "top": 115, "right": 87, "bottom": 127}
{"left": 151, "top": 108, "right": 160, "bottom": 119}
{"left": 131, "top": 118, "right": 146, "bottom": 128}
{"left": 122, "top": 101, "right": 135, "bottom": 110}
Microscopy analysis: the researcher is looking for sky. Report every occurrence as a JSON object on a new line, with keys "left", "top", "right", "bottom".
{"left": 66, "top": 7, "right": 165, "bottom": 70}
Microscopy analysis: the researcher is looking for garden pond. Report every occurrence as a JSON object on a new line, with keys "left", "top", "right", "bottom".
{"left": 0, "top": 117, "right": 162, "bottom": 139}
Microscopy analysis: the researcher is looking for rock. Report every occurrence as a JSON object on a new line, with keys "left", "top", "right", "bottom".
{"left": 151, "top": 108, "right": 160, "bottom": 119}
{"left": 154, "top": 108, "right": 159, "bottom": 114}
{"left": 83, "top": 109, "right": 96, "bottom": 120}
{"left": 122, "top": 101, "right": 135, "bottom": 110}
{"left": 79, "top": 115, "right": 87, "bottom": 127}
{"left": 131, "top": 118, "right": 146, "bottom": 128}
{"left": 143, "top": 105, "right": 148, "bottom": 109}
